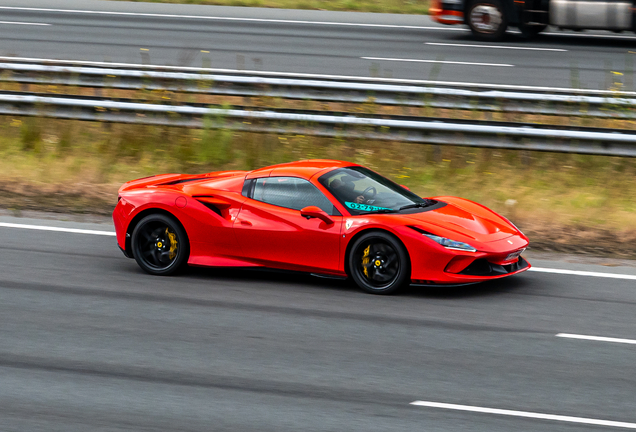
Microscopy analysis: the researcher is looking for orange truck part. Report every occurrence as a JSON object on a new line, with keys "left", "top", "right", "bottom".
{"left": 430, "top": 0, "right": 464, "bottom": 25}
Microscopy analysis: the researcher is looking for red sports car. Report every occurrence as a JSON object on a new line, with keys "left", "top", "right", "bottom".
{"left": 113, "top": 160, "right": 530, "bottom": 294}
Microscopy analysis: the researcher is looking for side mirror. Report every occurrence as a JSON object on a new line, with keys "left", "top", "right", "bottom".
{"left": 300, "top": 206, "right": 334, "bottom": 224}
{"left": 400, "top": 184, "right": 411, "bottom": 191}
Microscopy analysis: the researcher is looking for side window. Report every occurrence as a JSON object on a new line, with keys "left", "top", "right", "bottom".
{"left": 241, "top": 179, "right": 254, "bottom": 198}
{"left": 252, "top": 177, "right": 336, "bottom": 215}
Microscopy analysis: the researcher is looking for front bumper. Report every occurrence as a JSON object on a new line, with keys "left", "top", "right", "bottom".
{"left": 412, "top": 256, "right": 530, "bottom": 283}
{"left": 411, "top": 255, "right": 530, "bottom": 285}
{"left": 406, "top": 231, "right": 531, "bottom": 285}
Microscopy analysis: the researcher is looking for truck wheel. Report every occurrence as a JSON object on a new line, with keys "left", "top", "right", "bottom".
{"left": 467, "top": 0, "right": 508, "bottom": 41}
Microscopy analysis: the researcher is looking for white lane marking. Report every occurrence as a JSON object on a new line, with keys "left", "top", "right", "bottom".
{"left": 557, "top": 333, "right": 636, "bottom": 345}
{"left": 410, "top": 401, "right": 636, "bottom": 429}
{"left": 530, "top": 267, "right": 636, "bottom": 281}
{"left": 2, "top": 55, "right": 633, "bottom": 96}
{"left": 425, "top": 42, "right": 566, "bottom": 52}
{"left": 0, "top": 21, "right": 51, "bottom": 26}
{"left": 0, "top": 222, "right": 115, "bottom": 236}
{"left": 0, "top": 6, "right": 466, "bottom": 30}
{"left": 361, "top": 57, "right": 514, "bottom": 67}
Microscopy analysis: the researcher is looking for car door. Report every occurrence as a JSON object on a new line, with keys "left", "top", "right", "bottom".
{"left": 234, "top": 176, "right": 343, "bottom": 273}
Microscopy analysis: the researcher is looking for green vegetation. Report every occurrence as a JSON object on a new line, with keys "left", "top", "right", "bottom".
{"left": 110, "top": 0, "right": 431, "bottom": 14}
{"left": 1, "top": 115, "right": 635, "bottom": 257}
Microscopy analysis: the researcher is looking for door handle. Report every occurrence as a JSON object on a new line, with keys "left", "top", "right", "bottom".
{"left": 240, "top": 220, "right": 253, "bottom": 227}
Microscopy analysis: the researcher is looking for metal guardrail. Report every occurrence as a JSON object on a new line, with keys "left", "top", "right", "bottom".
{"left": 2, "top": 93, "right": 636, "bottom": 157}
{"left": 1, "top": 62, "right": 636, "bottom": 119}
{"left": 2, "top": 56, "right": 634, "bottom": 95}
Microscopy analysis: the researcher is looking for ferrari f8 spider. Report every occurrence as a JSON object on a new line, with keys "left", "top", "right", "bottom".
{"left": 113, "top": 160, "right": 530, "bottom": 294}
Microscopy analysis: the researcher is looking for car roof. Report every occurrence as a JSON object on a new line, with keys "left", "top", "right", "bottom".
{"left": 246, "top": 159, "right": 358, "bottom": 180}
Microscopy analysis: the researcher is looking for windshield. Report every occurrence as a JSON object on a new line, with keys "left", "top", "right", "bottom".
{"left": 318, "top": 166, "right": 433, "bottom": 215}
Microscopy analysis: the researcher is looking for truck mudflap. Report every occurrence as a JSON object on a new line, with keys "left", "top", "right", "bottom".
{"left": 430, "top": 0, "right": 465, "bottom": 25}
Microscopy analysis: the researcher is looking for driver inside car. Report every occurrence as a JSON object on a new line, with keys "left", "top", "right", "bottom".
{"left": 329, "top": 178, "right": 370, "bottom": 204}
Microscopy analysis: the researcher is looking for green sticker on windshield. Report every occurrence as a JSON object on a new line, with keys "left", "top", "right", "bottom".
{"left": 345, "top": 202, "right": 392, "bottom": 212}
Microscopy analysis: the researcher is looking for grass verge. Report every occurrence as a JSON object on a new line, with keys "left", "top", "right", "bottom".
{"left": 110, "top": 0, "right": 431, "bottom": 14}
{"left": 1, "top": 115, "right": 635, "bottom": 258}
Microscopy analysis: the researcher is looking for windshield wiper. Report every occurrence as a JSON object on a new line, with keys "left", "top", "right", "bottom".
{"left": 360, "top": 208, "right": 399, "bottom": 214}
{"left": 398, "top": 202, "right": 433, "bottom": 212}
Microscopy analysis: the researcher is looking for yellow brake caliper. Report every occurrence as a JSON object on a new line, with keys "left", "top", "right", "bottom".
{"left": 362, "top": 245, "right": 371, "bottom": 278}
{"left": 166, "top": 228, "right": 178, "bottom": 260}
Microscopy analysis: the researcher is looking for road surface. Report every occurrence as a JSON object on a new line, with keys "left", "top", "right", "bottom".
{"left": 0, "top": 0, "right": 634, "bottom": 90}
{"left": 1, "top": 214, "right": 635, "bottom": 431}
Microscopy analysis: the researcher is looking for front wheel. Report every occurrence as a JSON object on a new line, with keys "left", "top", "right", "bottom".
{"left": 348, "top": 232, "right": 410, "bottom": 295}
{"left": 131, "top": 213, "right": 189, "bottom": 275}
{"left": 467, "top": 0, "right": 508, "bottom": 41}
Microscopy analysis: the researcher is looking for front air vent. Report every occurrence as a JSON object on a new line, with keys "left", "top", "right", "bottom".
{"left": 407, "top": 226, "right": 433, "bottom": 235}
{"left": 459, "top": 257, "right": 529, "bottom": 276}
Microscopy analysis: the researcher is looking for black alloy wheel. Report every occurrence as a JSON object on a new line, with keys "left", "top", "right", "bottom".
{"left": 349, "top": 231, "right": 410, "bottom": 295}
{"left": 467, "top": 0, "right": 508, "bottom": 41}
{"left": 131, "top": 213, "right": 189, "bottom": 275}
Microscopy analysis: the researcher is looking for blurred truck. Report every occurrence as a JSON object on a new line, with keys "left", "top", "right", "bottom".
{"left": 430, "top": 0, "right": 635, "bottom": 40}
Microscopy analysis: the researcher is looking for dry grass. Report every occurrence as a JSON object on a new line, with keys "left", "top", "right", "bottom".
{"left": 109, "top": 0, "right": 430, "bottom": 14}
{"left": 2, "top": 115, "right": 636, "bottom": 257}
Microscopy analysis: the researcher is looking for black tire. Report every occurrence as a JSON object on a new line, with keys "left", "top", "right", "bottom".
{"left": 467, "top": 0, "right": 508, "bottom": 41}
{"left": 131, "top": 213, "right": 189, "bottom": 275}
{"left": 519, "top": 24, "right": 546, "bottom": 39}
{"left": 348, "top": 231, "right": 410, "bottom": 295}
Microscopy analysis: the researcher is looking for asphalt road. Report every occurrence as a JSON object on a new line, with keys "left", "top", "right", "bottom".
{"left": 1, "top": 214, "right": 635, "bottom": 431}
{"left": 0, "top": 0, "right": 635, "bottom": 90}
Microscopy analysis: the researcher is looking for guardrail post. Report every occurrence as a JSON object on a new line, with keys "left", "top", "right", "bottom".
{"left": 140, "top": 48, "right": 150, "bottom": 65}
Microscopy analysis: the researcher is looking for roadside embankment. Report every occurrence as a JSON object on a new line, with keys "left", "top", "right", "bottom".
{"left": 1, "top": 116, "right": 635, "bottom": 258}
{"left": 110, "top": 0, "right": 430, "bottom": 15}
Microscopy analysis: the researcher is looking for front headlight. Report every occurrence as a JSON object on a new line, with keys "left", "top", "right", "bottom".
{"left": 423, "top": 233, "right": 477, "bottom": 252}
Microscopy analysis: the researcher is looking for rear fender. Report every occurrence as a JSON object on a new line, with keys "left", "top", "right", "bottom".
{"left": 119, "top": 194, "right": 191, "bottom": 258}
{"left": 122, "top": 191, "right": 245, "bottom": 261}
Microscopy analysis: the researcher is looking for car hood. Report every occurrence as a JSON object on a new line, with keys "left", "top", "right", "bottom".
{"left": 401, "top": 201, "right": 517, "bottom": 243}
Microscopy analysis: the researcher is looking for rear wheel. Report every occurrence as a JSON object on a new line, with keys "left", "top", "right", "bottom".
{"left": 467, "top": 0, "right": 508, "bottom": 41}
{"left": 131, "top": 213, "right": 189, "bottom": 275}
{"left": 348, "top": 232, "right": 410, "bottom": 295}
